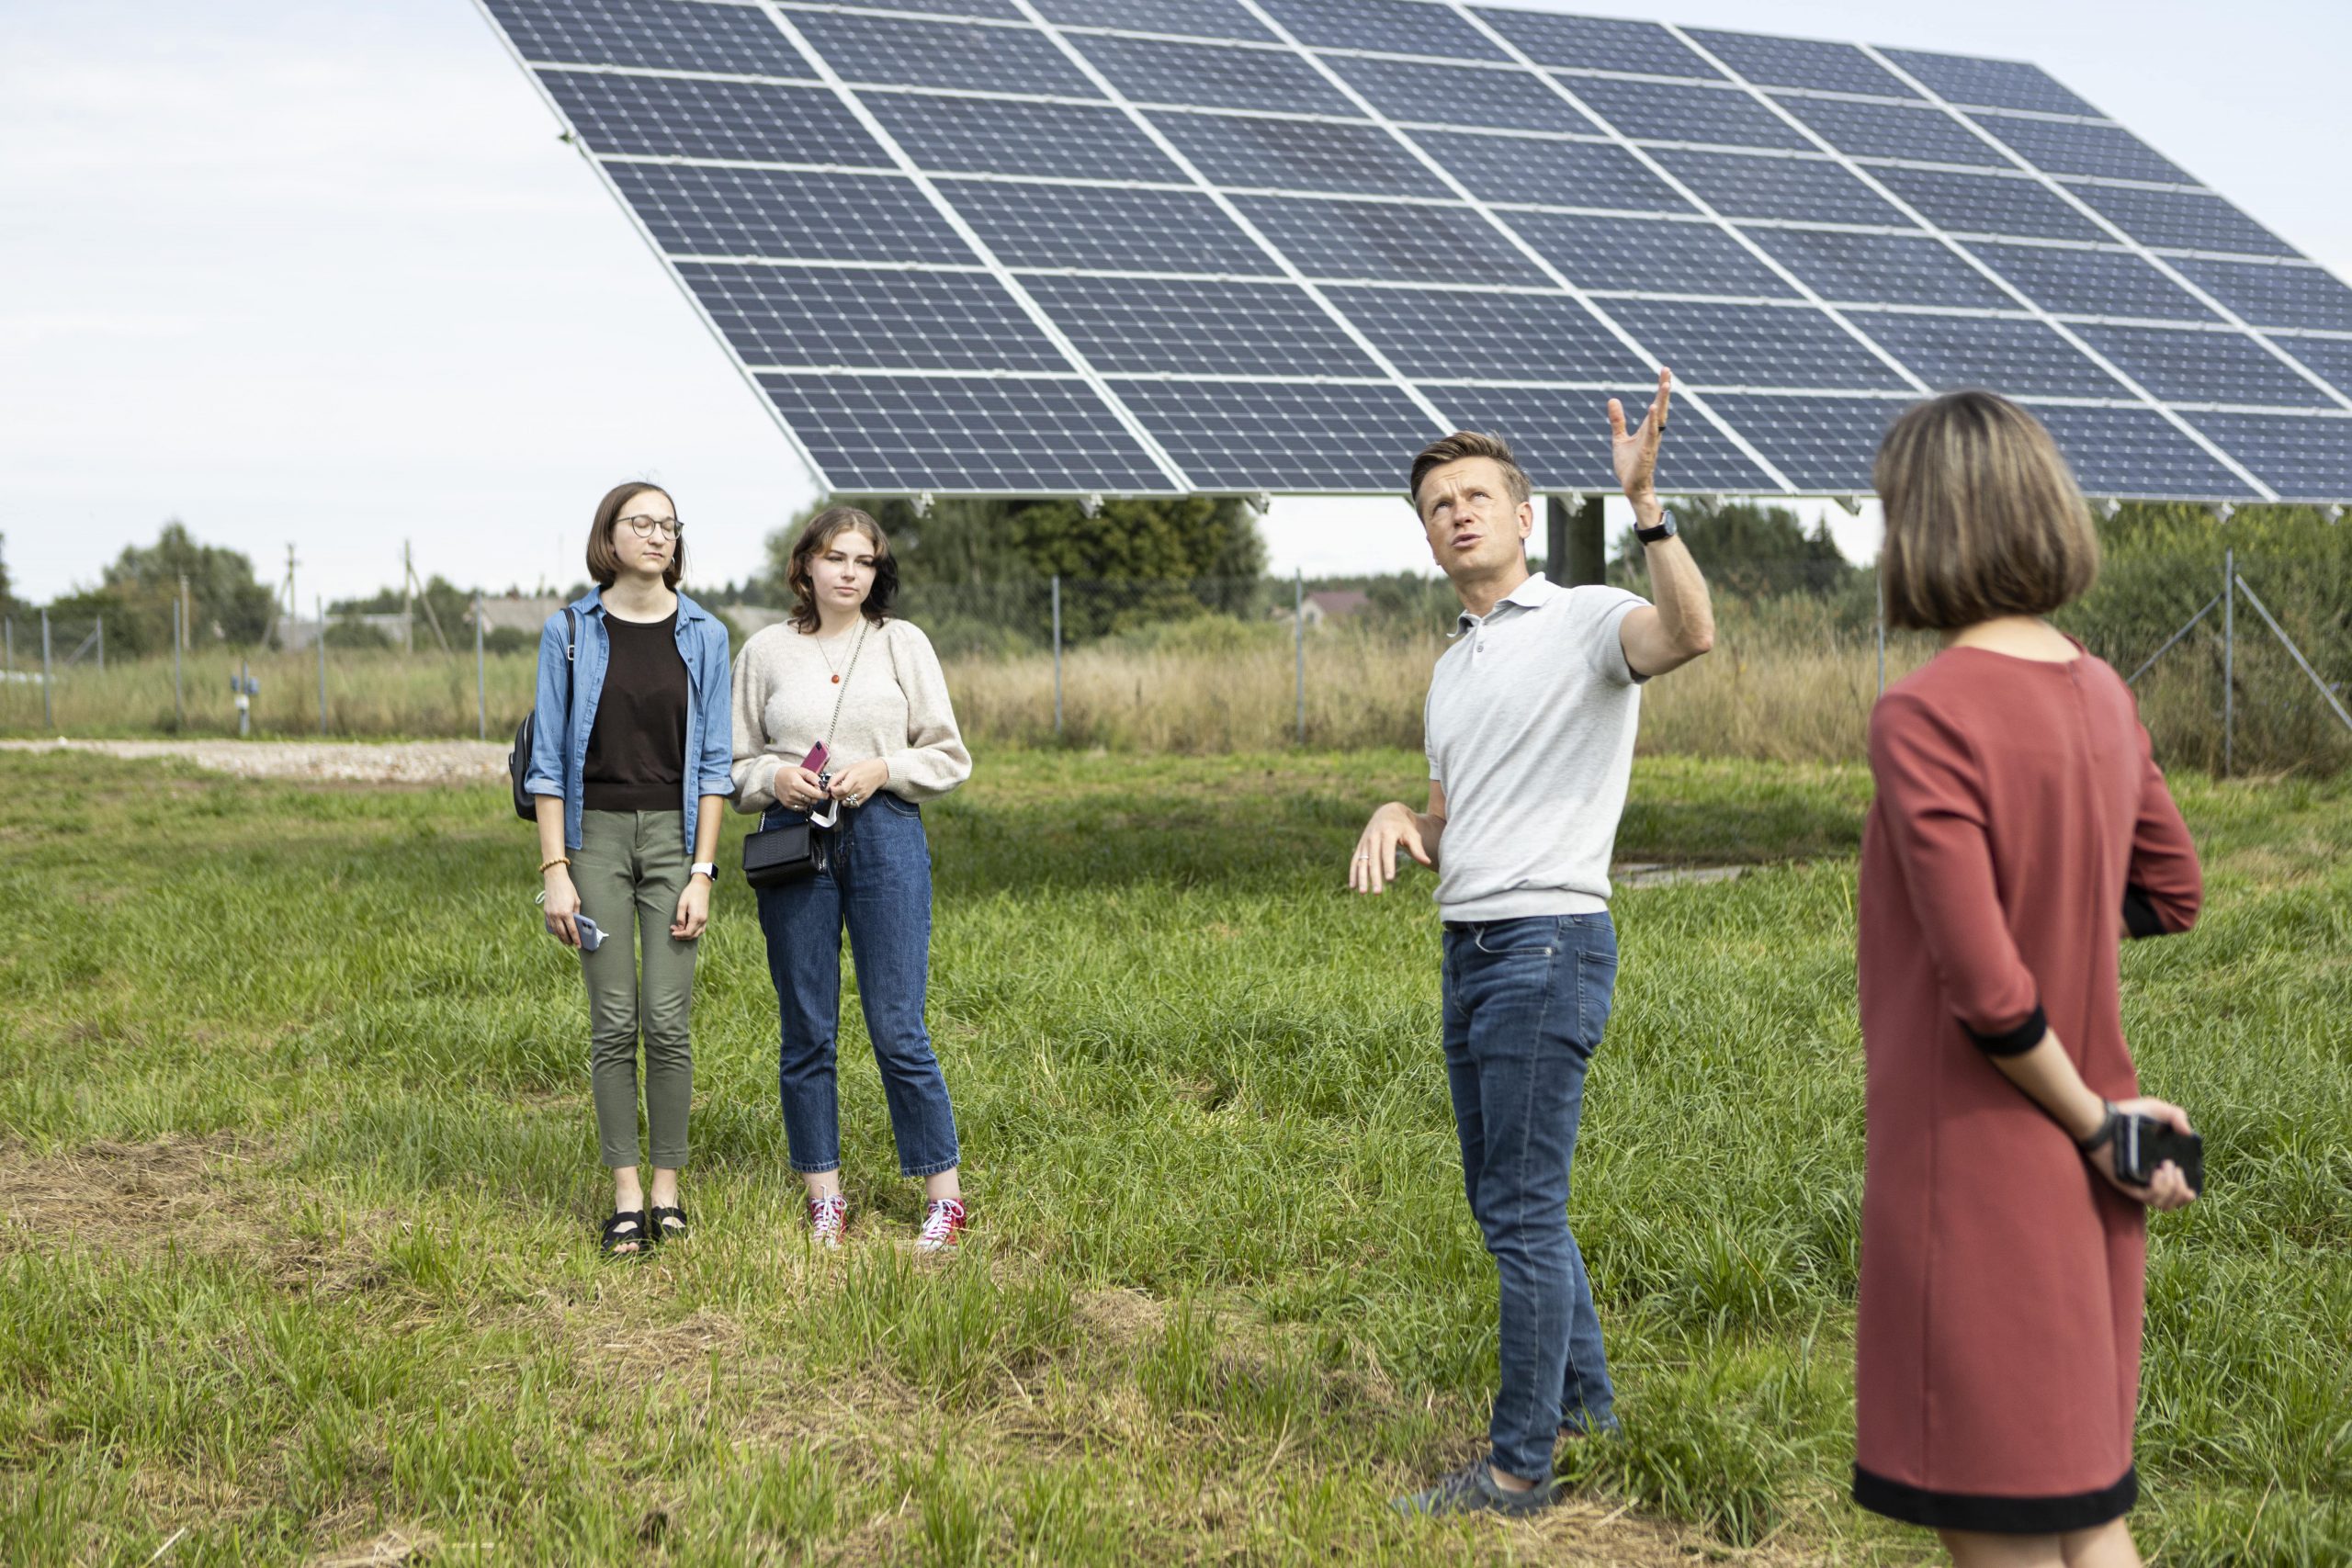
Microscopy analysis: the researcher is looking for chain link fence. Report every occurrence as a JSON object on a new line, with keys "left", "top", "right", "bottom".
{"left": 6, "top": 550, "right": 2346, "bottom": 773}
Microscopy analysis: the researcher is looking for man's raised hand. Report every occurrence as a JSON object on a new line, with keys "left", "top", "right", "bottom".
{"left": 1610, "top": 367, "right": 1673, "bottom": 500}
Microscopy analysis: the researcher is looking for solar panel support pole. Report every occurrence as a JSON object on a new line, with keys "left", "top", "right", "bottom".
{"left": 95, "top": 615, "right": 103, "bottom": 675}
{"left": 1548, "top": 496, "right": 1607, "bottom": 588}
{"left": 2222, "top": 547, "right": 2234, "bottom": 779}
{"left": 41, "top": 610, "right": 52, "bottom": 730}
{"left": 173, "top": 602, "right": 184, "bottom": 731}
{"left": 1294, "top": 570, "right": 1306, "bottom": 747}
{"left": 1050, "top": 575, "right": 1062, "bottom": 739}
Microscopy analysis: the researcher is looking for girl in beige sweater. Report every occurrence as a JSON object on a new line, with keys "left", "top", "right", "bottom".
{"left": 730, "top": 506, "right": 972, "bottom": 1251}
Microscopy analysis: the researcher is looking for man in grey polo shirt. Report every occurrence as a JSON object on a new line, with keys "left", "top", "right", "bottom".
{"left": 1353, "top": 369, "right": 1716, "bottom": 1517}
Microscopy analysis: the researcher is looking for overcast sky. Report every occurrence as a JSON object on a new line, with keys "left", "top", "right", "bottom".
{"left": 6, "top": 0, "right": 2347, "bottom": 608}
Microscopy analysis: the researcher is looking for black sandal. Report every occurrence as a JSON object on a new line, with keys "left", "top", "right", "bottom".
{"left": 650, "top": 1205, "right": 688, "bottom": 1244}
{"left": 601, "top": 1209, "right": 650, "bottom": 1258}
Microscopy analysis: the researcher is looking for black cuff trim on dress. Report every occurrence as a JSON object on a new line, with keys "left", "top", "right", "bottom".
{"left": 1967, "top": 1003, "right": 2048, "bottom": 1056}
{"left": 2121, "top": 885, "right": 2167, "bottom": 940}
{"left": 1853, "top": 1463, "right": 2136, "bottom": 1534}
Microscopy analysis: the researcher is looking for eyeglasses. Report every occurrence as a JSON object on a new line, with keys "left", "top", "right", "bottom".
{"left": 619, "top": 514, "right": 683, "bottom": 540}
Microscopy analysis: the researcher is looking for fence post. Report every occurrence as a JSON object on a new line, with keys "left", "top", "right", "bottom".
{"left": 474, "top": 592, "right": 487, "bottom": 741}
{"left": 2222, "top": 546, "right": 2234, "bottom": 779}
{"left": 1051, "top": 575, "right": 1063, "bottom": 739}
{"left": 318, "top": 597, "right": 328, "bottom": 737}
{"left": 1875, "top": 572, "right": 1886, "bottom": 697}
{"left": 1295, "top": 569, "right": 1306, "bottom": 745}
{"left": 96, "top": 615, "right": 105, "bottom": 674}
{"left": 41, "top": 609, "right": 53, "bottom": 730}
{"left": 174, "top": 601, "right": 185, "bottom": 730}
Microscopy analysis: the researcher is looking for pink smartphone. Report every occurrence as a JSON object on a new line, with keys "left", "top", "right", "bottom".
{"left": 800, "top": 742, "right": 830, "bottom": 773}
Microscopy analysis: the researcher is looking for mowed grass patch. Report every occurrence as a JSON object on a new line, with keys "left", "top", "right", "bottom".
{"left": 0, "top": 748, "right": 2344, "bottom": 1563}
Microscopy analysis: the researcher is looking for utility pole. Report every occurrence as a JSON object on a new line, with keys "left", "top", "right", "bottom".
{"left": 179, "top": 572, "right": 191, "bottom": 649}
{"left": 401, "top": 541, "right": 415, "bottom": 653}
{"left": 401, "top": 539, "right": 451, "bottom": 653}
{"left": 286, "top": 543, "right": 300, "bottom": 649}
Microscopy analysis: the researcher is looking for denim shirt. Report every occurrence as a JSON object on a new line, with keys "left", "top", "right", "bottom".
{"left": 524, "top": 589, "right": 734, "bottom": 854}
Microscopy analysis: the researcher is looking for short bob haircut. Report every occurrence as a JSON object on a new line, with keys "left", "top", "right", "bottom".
{"left": 1408, "top": 431, "right": 1532, "bottom": 519}
{"left": 1876, "top": 389, "right": 2098, "bottom": 632}
{"left": 786, "top": 505, "right": 899, "bottom": 633}
{"left": 585, "top": 480, "right": 684, "bottom": 591}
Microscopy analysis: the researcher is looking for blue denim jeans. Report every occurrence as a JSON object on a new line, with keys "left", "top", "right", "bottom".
{"left": 753, "top": 795, "right": 960, "bottom": 1179}
{"left": 1442, "top": 912, "right": 1620, "bottom": 1482}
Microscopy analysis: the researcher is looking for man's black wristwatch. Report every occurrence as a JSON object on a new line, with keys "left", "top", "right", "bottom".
{"left": 1634, "top": 507, "right": 1678, "bottom": 546}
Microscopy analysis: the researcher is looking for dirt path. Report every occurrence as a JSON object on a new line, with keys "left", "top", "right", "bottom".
{"left": 0, "top": 737, "right": 509, "bottom": 785}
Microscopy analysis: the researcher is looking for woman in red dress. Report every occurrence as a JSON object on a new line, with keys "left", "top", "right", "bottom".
{"left": 1854, "top": 390, "right": 2203, "bottom": 1567}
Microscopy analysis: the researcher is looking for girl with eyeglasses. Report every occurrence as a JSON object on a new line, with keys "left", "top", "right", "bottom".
{"left": 523, "top": 481, "right": 735, "bottom": 1258}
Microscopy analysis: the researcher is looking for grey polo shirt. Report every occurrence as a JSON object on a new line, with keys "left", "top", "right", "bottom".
{"left": 1423, "top": 572, "right": 1649, "bottom": 921}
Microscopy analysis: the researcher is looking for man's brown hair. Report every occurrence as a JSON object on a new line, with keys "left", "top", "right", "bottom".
{"left": 585, "top": 480, "right": 684, "bottom": 590}
{"left": 1875, "top": 390, "right": 2098, "bottom": 632}
{"left": 1408, "top": 431, "right": 1532, "bottom": 517}
{"left": 786, "top": 505, "right": 899, "bottom": 633}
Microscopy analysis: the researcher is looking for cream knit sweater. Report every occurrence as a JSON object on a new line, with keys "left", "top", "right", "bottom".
{"left": 729, "top": 617, "right": 972, "bottom": 809}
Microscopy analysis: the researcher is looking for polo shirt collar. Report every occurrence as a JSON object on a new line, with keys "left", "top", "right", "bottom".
{"left": 1454, "top": 571, "right": 1562, "bottom": 633}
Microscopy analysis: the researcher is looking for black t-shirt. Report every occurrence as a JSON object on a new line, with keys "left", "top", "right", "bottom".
{"left": 582, "top": 610, "right": 687, "bottom": 812}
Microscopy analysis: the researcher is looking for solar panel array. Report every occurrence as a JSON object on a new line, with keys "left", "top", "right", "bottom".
{"left": 477, "top": 0, "right": 2352, "bottom": 502}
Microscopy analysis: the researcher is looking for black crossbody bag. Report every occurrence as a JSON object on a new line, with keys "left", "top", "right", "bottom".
{"left": 741, "top": 621, "right": 868, "bottom": 889}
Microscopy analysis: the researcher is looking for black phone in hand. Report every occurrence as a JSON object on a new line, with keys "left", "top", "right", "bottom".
{"left": 2116, "top": 1115, "right": 2203, "bottom": 1193}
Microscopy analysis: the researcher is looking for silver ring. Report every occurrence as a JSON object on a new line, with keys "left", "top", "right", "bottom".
{"left": 848, "top": 793, "right": 864, "bottom": 807}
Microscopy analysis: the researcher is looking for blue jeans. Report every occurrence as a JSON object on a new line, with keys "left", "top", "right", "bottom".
{"left": 1442, "top": 912, "right": 1620, "bottom": 1482}
{"left": 754, "top": 795, "right": 960, "bottom": 1179}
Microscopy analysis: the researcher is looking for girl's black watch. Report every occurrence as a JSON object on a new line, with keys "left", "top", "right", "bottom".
{"left": 1634, "top": 508, "right": 1678, "bottom": 546}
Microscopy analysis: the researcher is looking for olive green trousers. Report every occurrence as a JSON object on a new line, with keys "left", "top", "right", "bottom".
{"left": 574, "top": 809, "right": 697, "bottom": 1169}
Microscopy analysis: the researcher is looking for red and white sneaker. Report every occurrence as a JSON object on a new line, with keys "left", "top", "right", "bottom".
{"left": 913, "top": 1198, "right": 966, "bottom": 1254}
{"left": 808, "top": 1193, "right": 848, "bottom": 1250}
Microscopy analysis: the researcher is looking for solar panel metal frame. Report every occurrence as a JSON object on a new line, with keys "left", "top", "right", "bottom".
{"left": 472, "top": 0, "right": 2352, "bottom": 502}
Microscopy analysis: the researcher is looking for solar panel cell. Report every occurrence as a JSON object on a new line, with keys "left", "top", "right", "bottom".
{"left": 790, "top": 12, "right": 1099, "bottom": 96}
{"left": 1153, "top": 111, "right": 1449, "bottom": 196}
{"left": 1262, "top": 0, "right": 1510, "bottom": 60}
{"left": 608, "top": 164, "right": 973, "bottom": 263}
{"left": 947, "top": 179, "right": 1272, "bottom": 272}
{"left": 781, "top": 0, "right": 1026, "bottom": 17}
{"left": 1430, "top": 386, "right": 1779, "bottom": 490}
{"left": 1746, "top": 229, "right": 2012, "bottom": 310}
{"left": 1328, "top": 56, "right": 1592, "bottom": 134}
{"left": 1325, "top": 286, "right": 1654, "bottom": 381}
{"left": 1076, "top": 35, "right": 1356, "bottom": 113}
{"left": 1773, "top": 96, "right": 2002, "bottom": 167}
{"left": 1650, "top": 150, "right": 1903, "bottom": 224}
{"left": 487, "top": 0, "right": 809, "bottom": 75}
{"left": 1843, "top": 311, "right": 2124, "bottom": 397}
{"left": 1700, "top": 393, "right": 1895, "bottom": 489}
{"left": 1112, "top": 379, "right": 1442, "bottom": 489}
{"left": 1035, "top": 0, "right": 1275, "bottom": 43}
{"left": 2171, "top": 260, "right": 2352, "bottom": 332}
{"left": 1869, "top": 166, "right": 2106, "bottom": 241}
{"left": 1967, "top": 113, "right": 2192, "bottom": 185}
{"left": 1877, "top": 49, "right": 2100, "bottom": 117}
{"left": 1238, "top": 197, "right": 1550, "bottom": 284}
{"left": 2074, "top": 325, "right": 2336, "bottom": 407}
{"left": 759, "top": 372, "right": 1178, "bottom": 491}
{"left": 1509, "top": 212, "right": 1795, "bottom": 298}
{"left": 1473, "top": 9, "right": 1721, "bottom": 79}
{"left": 1419, "top": 131, "right": 1689, "bottom": 211}
{"left": 2026, "top": 404, "right": 2256, "bottom": 497}
{"left": 541, "top": 71, "right": 888, "bottom": 164}
{"left": 1682, "top": 29, "right": 1911, "bottom": 96}
{"left": 2067, "top": 185, "right": 2293, "bottom": 257}
{"left": 2267, "top": 336, "right": 2352, "bottom": 400}
{"left": 1025, "top": 276, "right": 1382, "bottom": 375}
{"left": 867, "top": 95, "right": 1183, "bottom": 180}
{"left": 680, "top": 263, "right": 1067, "bottom": 370}
{"left": 1967, "top": 243, "right": 2216, "bottom": 322}
{"left": 2182, "top": 412, "right": 2352, "bottom": 500}
{"left": 1561, "top": 77, "right": 1812, "bottom": 151}
{"left": 1599, "top": 299, "right": 1910, "bottom": 389}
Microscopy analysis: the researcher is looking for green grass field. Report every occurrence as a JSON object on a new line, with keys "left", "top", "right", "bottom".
{"left": 1, "top": 750, "right": 2346, "bottom": 1565}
